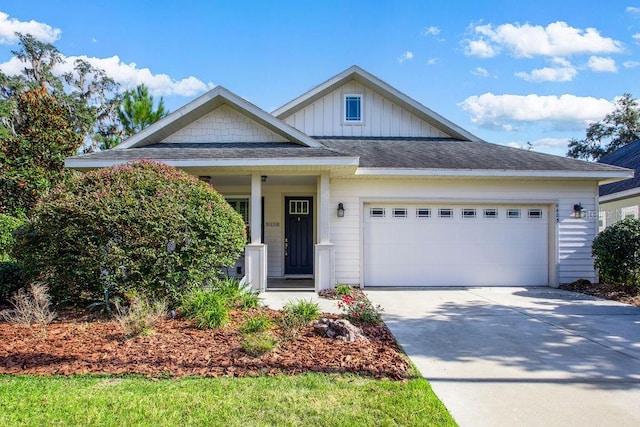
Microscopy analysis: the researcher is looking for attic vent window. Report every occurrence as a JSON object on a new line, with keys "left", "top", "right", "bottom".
{"left": 344, "top": 94, "right": 362, "bottom": 123}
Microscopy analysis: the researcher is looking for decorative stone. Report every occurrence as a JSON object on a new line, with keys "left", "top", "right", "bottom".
{"left": 313, "top": 318, "right": 367, "bottom": 342}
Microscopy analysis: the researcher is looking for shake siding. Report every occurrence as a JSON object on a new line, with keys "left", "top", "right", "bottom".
{"left": 162, "top": 105, "right": 287, "bottom": 143}
{"left": 282, "top": 80, "right": 449, "bottom": 138}
{"left": 330, "top": 178, "right": 599, "bottom": 286}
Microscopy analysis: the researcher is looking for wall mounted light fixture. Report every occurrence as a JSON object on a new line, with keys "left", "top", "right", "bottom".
{"left": 261, "top": 175, "right": 267, "bottom": 183}
{"left": 337, "top": 202, "right": 345, "bottom": 217}
{"left": 573, "top": 203, "right": 585, "bottom": 218}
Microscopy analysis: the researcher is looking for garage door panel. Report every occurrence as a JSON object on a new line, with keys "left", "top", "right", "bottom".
{"left": 364, "top": 205, "right": 549, "bottom": 287}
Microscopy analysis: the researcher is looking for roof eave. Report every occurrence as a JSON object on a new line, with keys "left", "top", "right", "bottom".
{"left": 354, "top": 168, "right": 634, "bottom": 180}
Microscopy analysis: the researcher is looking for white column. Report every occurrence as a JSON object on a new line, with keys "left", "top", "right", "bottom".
{"left": 315, "top": 172, "right": 335, "bottom": 291}
{"left": 245, "top": 173, "right": 267, "bottom": 291}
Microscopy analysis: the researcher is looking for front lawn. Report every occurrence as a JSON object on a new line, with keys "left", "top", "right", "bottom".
{"left": 0, "top": 374, "right": 456, "bottom": 426}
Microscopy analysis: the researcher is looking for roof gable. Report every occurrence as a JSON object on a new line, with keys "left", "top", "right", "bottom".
{"left": 116, "top": 86, "right": 322, "bottom": 149}
{"left": 272, "top": 65, "right": 482, "bottom": 142}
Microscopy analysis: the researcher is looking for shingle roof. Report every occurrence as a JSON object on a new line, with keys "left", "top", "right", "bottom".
{"left": 318, "top": 138, "right": 628, "bottom": 172}
{"left": 598, "top": 139, "right": 640, "bottom": 196}
{"left": 69, "top": 142, "right": 347, "bottom": 161}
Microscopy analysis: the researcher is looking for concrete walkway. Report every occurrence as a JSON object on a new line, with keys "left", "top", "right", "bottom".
{"left": 259, "top": 291, "right": 341, "bottom": 314}
{"left": 366, "top": 287, "right": 640, "bottom": 427}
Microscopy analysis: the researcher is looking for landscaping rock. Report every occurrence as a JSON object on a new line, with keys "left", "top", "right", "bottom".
{"left": 313, "top": 318, "right": 368, "bottom": 342}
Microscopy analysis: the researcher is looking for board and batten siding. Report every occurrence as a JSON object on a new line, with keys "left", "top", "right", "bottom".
{"left": 329, "top": 177, "right": 599, "bottom": 286}
{"left": 162, "top": 105, "right": 287, "bottom": 143}
{"left": 281, "top": 80, "right": 450, "bottom": 138}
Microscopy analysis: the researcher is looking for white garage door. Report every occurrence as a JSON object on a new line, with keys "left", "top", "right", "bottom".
{"left": 364, "top": 204, "right": 549, "bottom": 287}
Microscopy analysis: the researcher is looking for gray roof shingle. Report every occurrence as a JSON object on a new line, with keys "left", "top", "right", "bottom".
{"left": 598, "top": 139, "right": 640, "bottom": 196}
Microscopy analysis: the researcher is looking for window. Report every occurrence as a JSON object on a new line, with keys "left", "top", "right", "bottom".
{"left": 462, "top": 208, "right": 476, "bottom": 218}
{"left": 393, "top": 208, "right": 407, "bottom": 218}
{"left": 507, "top": 209, "right": 521, "bottom": 219}
{"left": 370, "top": 207, "right": 385, "bottom": 218}
{"left": 344, "top": 94, "right": 362, "bottom": 123}
{"left": 483, "top": 208, "right": 498, "bottom": 219}
{"left": 289, "top": 200, "right": 309, "bottom": 215}
{"left": 438, "top": 208, "right": 453, "bottom": 218}
{"left": 528, "top": 209, "right": 543, "bottom": 219}
{"left": 416, "top": 208, "right": 431, "bottom": 218}
{"left": 226, "top": 198, "right": 250, "bottom": 225}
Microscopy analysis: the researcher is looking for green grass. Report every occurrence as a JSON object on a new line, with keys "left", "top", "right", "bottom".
{"left": 0, "top": 374, "right": 456, "bottom": 426}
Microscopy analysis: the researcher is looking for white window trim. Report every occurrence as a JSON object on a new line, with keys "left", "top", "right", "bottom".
{"left": 343, "top": 93, "right": 364, "bottom": 125}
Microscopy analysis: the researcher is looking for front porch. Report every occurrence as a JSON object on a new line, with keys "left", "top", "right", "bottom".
{"left": 201, "top": 171, "right": 339, "bottom": 292}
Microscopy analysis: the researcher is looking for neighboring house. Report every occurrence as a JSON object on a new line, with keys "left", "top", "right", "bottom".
{"left": 66, "top": 66, "right": 631, "bottom": 291}
{"left": 598, "top": 139, "right": 640, "bottom": 230}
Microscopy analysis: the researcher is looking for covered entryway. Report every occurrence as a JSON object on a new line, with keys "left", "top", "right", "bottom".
{"left": 363, "top": 203, "right": 550, "bottom": 286}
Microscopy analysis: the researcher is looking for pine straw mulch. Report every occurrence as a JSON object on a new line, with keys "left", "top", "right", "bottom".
{"left": 0, "top": 308, "right": 410, "bottom": 380}
{"left": 560, "top": 281, "right": 640, "bottom": 307}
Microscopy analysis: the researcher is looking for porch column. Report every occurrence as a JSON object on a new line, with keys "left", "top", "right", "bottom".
{"left": 315, "top": 172, "right": 335, "bottom": 291}
{"left": 245, "top": 174, "right": 267, "bottom": 292}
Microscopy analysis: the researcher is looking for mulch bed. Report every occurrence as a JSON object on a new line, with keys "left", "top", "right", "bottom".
{"left": 560, "top": 281, "right": 640, "bottom": 307}
{"left": 0, "top": 308, "right": 410, "bottom": 380}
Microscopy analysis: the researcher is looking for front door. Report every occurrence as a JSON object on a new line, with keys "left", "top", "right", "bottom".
{"left": 284, "top": 197, "right": 313, "bottom": 275}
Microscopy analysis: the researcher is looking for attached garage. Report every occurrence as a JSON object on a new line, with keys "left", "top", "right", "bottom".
{"left": 363, "top": 203, "right": 550, "bottom": 287}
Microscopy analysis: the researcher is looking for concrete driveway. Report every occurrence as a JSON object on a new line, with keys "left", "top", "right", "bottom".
{"left": 365, "top": 287, "right": 640, "bottom": 427}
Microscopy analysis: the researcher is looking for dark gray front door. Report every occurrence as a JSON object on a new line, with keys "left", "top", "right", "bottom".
{"left": 284, "top": 197, "right": 313, "bottom": 275}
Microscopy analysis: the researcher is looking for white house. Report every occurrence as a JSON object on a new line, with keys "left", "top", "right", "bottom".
{"left": 66, "top": 66, "right": 631, "bottom": 291}
{"left": 598, "top": 139, "right": 640, "bottom": 230}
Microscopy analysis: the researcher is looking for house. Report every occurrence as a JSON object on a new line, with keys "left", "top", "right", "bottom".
{"left": 598, "top": 139, "right": 640, "bottom": 230}
{"left": 65, "top": 66, "right": 632, "bottom": 291}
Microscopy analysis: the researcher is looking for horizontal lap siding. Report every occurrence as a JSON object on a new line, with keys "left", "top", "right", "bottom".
{"left": 330, "top": 177, "right": 599, "bottom": 286}
{"left": 283, "top": 81, "right": 449, "bottom": 138}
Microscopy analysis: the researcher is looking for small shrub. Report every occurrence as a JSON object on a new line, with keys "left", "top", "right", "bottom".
{"left": 0, "top": 261, "right": 26, "bottom": 302}
{"left": 279, "top": 299, "right": 320, "bottom": 340}
{"left": 114, "top": 297, "right": 167, "bottom": 337}
{"left": 239, "top": 312, "right": 273, "bottom": 334}
{"left": 0, "top": 282, "right": 56, "bottom": 329}
{"left": 241, "top": 330, "right": 278, "bottom": 357}
{"left": 592, "top": 218, "right": 640, "bottom": 290}
{"left": 215, "top": 276, "right": 260, "bottom": 309}
{"left": 181, "top": 287, "right": 229, "bottom": 329}
{"left": 335, "top": 283, "right": 352, "bottom": 297}
{"left": 338, "top": 295, "right": 384, "bottom": 325}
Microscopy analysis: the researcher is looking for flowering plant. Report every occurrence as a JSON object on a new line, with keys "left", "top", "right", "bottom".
{"left": 338, "top": 295, "right": 383, "bottom": 325}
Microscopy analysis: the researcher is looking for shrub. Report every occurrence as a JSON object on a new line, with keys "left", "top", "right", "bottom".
{"left": 338, "top": 295, "right": 383, "bottom": 325}
{"left": 215, "top": 276, "right": 260, "bottom": 309}
{"left": 241, "top": 330, "right": 278, "bottom": 357}
{"left": 0, "top": 213, "right": 24, "bottom": 261}
{"left": 239, "top": 312, "right": 273, "bottom": 334}
{"left": 335, "top": 283, "right": 352, "bottom": 297}
{"left": 0, "top": 261, "right": 26, "bottom": 303}
{"left": 181, "top": 287, "right": 229, "bottom": 329}
{"left": 113, "top": 297, "right": 167, "bottom": 337}
{"left": 0, "top": 282, "right": 56, "bottom": 329}
{"left": 280, "top": 299, "right": 320, "bottom": 340}
{"left": 592, "top": 218, "right": 640, "bottom": 290}
{"left": 12, "top": 161, "right": 246, "bottom": 304}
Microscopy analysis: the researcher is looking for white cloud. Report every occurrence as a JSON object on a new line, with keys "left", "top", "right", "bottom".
{"left": 515, "top": 57, "right": 577, "bottom": 82}
{"left": 623, "top": 60, "right": 640, "bottom": 68}
{"left": 471, "top": 67, "right": 491, "bottom": 78}
{"left": 0, "top": 53, "right": 214, "bottom": 97}
{"left": 0, "top": 11, "right": 61, "bottom": 44}
{"left": 627, "top": 6, "right": 640, "bottom": 15}
{"left": 427, "top": 57, "right": 439, "bottom": 65}
{"left": 460, "top": 93, "right": 614, "bottom": 129}
{"left": 464, "top": 21, "right": 623, "bottom": 58}
{"left": 464, "top": 38, "right": 500, "bottom": 58}
{"left": 505, "top": 137, "right": 570, "bottom": 155}
{"left": 423, "top": 26, "right": 440, "bottom": 36}
{"left": 587, "top": 56, "right": 617, "bottom": 72}
{"left": 397, "top": 51, "right": 414, "bottom": 63}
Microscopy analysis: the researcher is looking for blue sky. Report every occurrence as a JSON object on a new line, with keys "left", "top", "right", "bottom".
{"left": 2, "top": 1, "right": 640, "bottom": 155}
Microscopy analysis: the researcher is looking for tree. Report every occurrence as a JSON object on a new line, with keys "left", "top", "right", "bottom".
{"left": 567, "top": 93, "right": 640, "bottom": 161}
{"left": 0, "top": 85, "right": 83, "bottom": 216}
{"left": 118, "top": 84, "right": 168, "bottom": 139}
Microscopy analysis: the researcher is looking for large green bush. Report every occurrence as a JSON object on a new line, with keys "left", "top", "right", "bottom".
{"left": 592, "top": 217, "right": 640, "bottom": 289}
{"left": 13, "top": 161, "right": 246, "bottom": 304}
